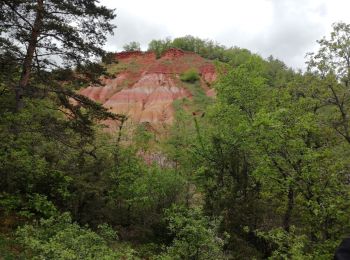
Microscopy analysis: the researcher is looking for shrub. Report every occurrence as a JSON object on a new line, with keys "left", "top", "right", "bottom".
{"left": 180, "top": 68, "right": 200, "bottom": 83}
{"left": 102, "top": 52, "right": 117, "bottom": 65}
{"left": 16, "top": 212, "right": 135, "bottom": 259}
{"left": 123, "top": 41, "right": 141, "bottom": 51}
{"left": 159, "top": 205, "right": 225, "bottom": 260}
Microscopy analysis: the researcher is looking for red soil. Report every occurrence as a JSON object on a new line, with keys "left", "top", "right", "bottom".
{"left": 80, "top": 48, "right": 216, "bottom": 127}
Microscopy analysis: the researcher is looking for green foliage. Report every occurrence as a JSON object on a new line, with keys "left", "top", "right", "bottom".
{"left": 108, "top": 156, "right": 187, "bottom": 242}
{"left": 123, "top": 41, "right": 141, "bottom": 51}
{"left": 128, "top": 168, "right": 185, "bottom": 211}
{"left": 25, "top": 194, "right": 58, "bottom": 218}
{"left": 148, "top": 35, "right": 253, "bottom": 62}
{"left": 102, "top": 52, "right": 118, "bottom": 65}
{"left": 0, "top": 193, "right": 22, "bottom": 214}
{"left": 202, "top": 54, "right": 349, "bottom": 256}
{"left": 97, "top": 223, "right": 119, "bottom": 242}
{"left": 16, "top": 212, "right": 131, "bottom": 259}
{"left": 162, "top": 24, "right": 350, "bottom": 258}
{"left": 169, "top": 35, "right": 226, "bottom": 61}
{"left": 148, "top": 38, "right": 172, "bottom": 58}
{"left": 2, "top": 5, "right": 350, "bottom": 258}
{"left": 134, "top": 124, "right": 154, "bottom": 151}
{"left": 0, "top": 233, "right": 21, "bottom": 260}
{"left": 307, "top": 22, "right": 350, "bottom": 80}
{"left": 107, "top": 62, "right": 128, "bottom": 75}
{"left": 256, "top": 226, "right": 340, "bottom": 259}
{"left": 160, "top": 205, "right": 225, "bottom": 260}
{"left": 256, "top": 227, "right": 309, "bottom": 259}
{"left": 180, "top": 68, "right": 200, "bottom": 83}
{"left": 1, "top": 0, "right": 116, "bottom": 71}
{"left": 306, "top": 22, "right": 350, "bottom": 144}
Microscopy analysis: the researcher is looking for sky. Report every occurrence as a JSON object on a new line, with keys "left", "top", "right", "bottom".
{"left": 100, "top": 0, "right": 350, "bottom": 70}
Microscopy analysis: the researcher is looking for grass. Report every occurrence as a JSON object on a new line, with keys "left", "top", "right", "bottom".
{"left": 106, "top": 59, "right": 142, "bottom": 75}
{"left": 106, "top": 63, "right": 128, "bottom": 75}
{"left": 161, "top": 59, "right": 173, "bottom": 65}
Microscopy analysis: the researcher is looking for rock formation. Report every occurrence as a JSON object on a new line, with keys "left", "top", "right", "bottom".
{"left": 79, "top": 48, "right": 216, "bottom": 129}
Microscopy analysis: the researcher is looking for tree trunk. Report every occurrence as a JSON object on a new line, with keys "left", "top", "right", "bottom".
{"left": 16, "top": 0, "right": 44, "bottom": 112}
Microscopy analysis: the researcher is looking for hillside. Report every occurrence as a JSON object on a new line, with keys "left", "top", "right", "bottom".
{"left": 79, "top": 48, "right": 216, "bottom": 129}
{"left": 2, "top": 1, "right": 350, "bottom": 257}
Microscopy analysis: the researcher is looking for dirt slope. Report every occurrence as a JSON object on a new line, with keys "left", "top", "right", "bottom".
{"left": 80, "top": 48, "right": 216, "bottom": 129}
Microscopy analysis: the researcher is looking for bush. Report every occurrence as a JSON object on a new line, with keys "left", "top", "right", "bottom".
{"left": 159, "top": 205, "right": 225, "bottom": 260}
{"left": 123, "top": 41, "right": 141, "bottom": 51}
{"left": 16, "top": 212, "right": 135, "bottom": 259}
{"left": 102, "top": 52, "right": 117, "bottom": 65}
{"left": 180, "top": 68, "right": 200, "bottom": 83}
{"left": 256, "top": 227, "right": 339, "bottom": 259}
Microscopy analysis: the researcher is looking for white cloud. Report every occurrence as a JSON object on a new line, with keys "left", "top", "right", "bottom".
{"left": 100, "top": 0, "right": 350, "bottom": 69}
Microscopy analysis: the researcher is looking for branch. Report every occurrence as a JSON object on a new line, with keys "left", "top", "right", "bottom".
{"left": 3, "top": 1, "right": 34, "bottom": 30}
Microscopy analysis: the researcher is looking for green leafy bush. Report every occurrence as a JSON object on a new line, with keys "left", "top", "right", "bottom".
{"left": 123, "top": 41, "right": 141, "bottom": 51}
{"left": 0, "top": 193, "right": 58, "bottom": 219}
{"left": 159, "top": 205, "right": 225, "bottom": 260}
{"left": 16, "top": 212, "right": 134, "bottom": 259}
{"left": 180, "top": 68, "right": 200, "bottom": 83}
{"left": 256, "top": 227, "right": 339, "bottom": 259}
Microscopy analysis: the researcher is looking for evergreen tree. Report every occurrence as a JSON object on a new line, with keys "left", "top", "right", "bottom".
{"left": 1, "top": 0, "right": 116, "bottom": 111}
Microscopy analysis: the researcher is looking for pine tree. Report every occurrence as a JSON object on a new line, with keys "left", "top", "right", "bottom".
{"left": 1, "top": 0, "right": 116, "bottom": 111}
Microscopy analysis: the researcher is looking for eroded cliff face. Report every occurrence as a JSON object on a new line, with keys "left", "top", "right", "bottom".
{"left": 80, "top": 48, "right": 216, "bottom": 128}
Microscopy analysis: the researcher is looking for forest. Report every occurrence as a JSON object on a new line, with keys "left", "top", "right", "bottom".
{"left": 1, "top": 1, "right": 350, "bottom": 259}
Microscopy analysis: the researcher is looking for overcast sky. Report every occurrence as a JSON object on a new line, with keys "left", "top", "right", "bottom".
{"left": 100, "top": 0, "right": 350, "bottom": 70}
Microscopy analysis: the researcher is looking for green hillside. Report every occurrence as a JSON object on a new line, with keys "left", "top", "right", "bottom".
{"left": 1, "top": 1, "right": 350, "bottom": 258}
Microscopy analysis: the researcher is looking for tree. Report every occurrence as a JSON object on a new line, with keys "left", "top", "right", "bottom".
{"left": 160, "top": 205, "right": 225, "bottom": 260}
{"left": 0, "top": 0, "right": 116, "bottom": 111}
{"left": 148, "top": 37, "right": 172, "bottom": 58}
{"left": 123, "top": 41, "right": 141, "bottom": 51}
{"left": 147, "top": 35, "right": 256, "bottom": 63}
{"left": 102, "top": 52, "right": 117, "bottom": 65}
{"left": 307, "top": 22, "right": 350, "bottom": 143}
{"left": 0, "top": 0, "right": 125, "bottom": 238}
{"left": 180, "top": 51, "right": 350, "bottom": 257}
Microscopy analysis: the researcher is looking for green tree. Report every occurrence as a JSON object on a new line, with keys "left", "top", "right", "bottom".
{"left": 102, "top": 52, "right": 118, "bottom": 65}
{"left": 1, "top": 0, "right": 116, "bottom": 111}
{"left": 160, "top": 205, "right": 225, "bottom": 260}
{"left": 183, "top": 49, "right": 350, "bottom": 257}
{"left": 123, "top": 41, "right": 141, "bottom": 51}
{"left": 307, "top": 22, "right": 350, "bottom": 143}
{"left": 147, "top": 35, "right": 228, "bottom": 61}
{"left": 148, "top": 37, "right": 172, "bottom": 58}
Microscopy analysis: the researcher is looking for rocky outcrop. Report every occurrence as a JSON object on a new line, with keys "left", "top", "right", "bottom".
{"left": 115, "top": 50, "right": 156, "bottom": 61}
{"left": 80, "top": 49, "right": 216, "bottom": 127}
{"left": 104, "top": 73, "right": 190, "bottom": 124}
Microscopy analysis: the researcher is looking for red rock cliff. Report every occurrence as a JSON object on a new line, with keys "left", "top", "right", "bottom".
{"left": 79, "top": 48, "right": 216, "bottom": 128}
